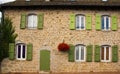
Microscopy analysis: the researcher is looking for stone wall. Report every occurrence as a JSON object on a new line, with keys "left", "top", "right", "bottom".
{"left": 1, "top": 8, "right": 120, "bottom": 73}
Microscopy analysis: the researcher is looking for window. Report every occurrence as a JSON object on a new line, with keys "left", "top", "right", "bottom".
{"left": 76, "top": 15, "right": 85, "bottom": 30}
{"left": 27, "top": 14, "right": 37, "bottom": 29}
{"left": 0, "top": 11, "right": 2, "bottom": 24}
{"left": 16, "top": 43, "right": 26, "bottom": 60}
{"left": 101, "top": 45, "right": 111, "bottom": 62}
{"left": 75, "top": 44, "right": 86, "bottom": 62}
{"left": 101, "top": 15, "right": 110, "bottom": 31}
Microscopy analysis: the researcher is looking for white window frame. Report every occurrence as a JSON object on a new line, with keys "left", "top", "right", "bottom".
{"left": 101, "top": 45, "right": 111, "bottom": 62}
{"left": 26, "top": 0, "right": 30, "bottom": 1}
{"left": 102, "top": 0, "right": 108, "bottom": 2}
{"left": 0, "top": 11, "right": 2, "bottom": 24}
{"left": 75, "top": 45, "right": 86, "bottom": 62}
{"left": 27, "top": 14, "right": 38, "bottom": 29}
{"left": 76, "top": 15, "right": 86, "bottom": 30}
{"left": 102, "top": 15, "right": 111, "bottom": 31}
{"left": 16, "top": 43, "right": 27, "bottom": 60}
{"left": 45, "top": 0, "right": 50, "bottom": 1}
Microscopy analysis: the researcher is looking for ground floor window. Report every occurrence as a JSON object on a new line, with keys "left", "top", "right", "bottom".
{"left": 16, "top": 43, "right": 26, "bottom": 60}
{"left": 75, "top": 44, "right": 86, "bottom": 62}
{"left": 101, "top": 45, "right": 111, "bottom": 62}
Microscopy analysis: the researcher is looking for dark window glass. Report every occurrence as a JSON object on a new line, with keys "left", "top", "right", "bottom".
{"left": 18, "top": 45, "right": 21, "bottom": 58}
{"left": 76, "top": 47, "right": 79, "bottom": 60}
{"left": 102, "top": 16, "right": 104, "bottom": 29}
{"left": 22, "top": 45, "right": 26, "bottom": 58}
{"left": 101, "top": 47, "right": 104, "bottom": 60}
{"left": 106, "top": 17, "right": 109, "bottom": 29}
{"left": 102, "top": 16, "right": 110, "bottom": 30}
{"left": 106, "top": 47, "right": 109, "bottom": 60}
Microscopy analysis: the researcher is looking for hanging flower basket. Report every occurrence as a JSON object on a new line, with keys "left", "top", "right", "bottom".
{"left": 58, "top": 42, "right": 70, "bottom": 52}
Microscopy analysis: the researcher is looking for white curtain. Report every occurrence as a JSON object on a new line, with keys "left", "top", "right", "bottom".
{"left": 28, "top": 14, "right": 37, "bottom": 28}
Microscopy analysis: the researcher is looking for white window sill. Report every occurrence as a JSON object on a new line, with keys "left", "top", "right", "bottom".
{"left": 102, "top": 29, "right": 111, "bottom": 31}
{"left": 16, "top": 58, "right": 26, "bottom": 60}
{"left": 101, "top": 60, "right": 111, "bottom": 62}
{"left": 27, "top": 27, "right": 37, "bottom": 29}
{"left": 76, "top": 29, "right": 85, "bottom": 30}
{"left": 75, "top": 60, "right": 86, "bottom": 62}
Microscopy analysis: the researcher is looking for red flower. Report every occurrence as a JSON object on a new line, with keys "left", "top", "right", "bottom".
{"left": 58, "top": 43, "right": 70, "bottom": 51}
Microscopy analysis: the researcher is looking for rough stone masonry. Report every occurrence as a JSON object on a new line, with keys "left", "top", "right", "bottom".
{"left": 1, "top": 9, "right": 120, "bottom": 73}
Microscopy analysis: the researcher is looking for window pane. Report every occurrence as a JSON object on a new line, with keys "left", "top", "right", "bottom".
{"left": 81, "top": 16, "right": 84, "bottom": 29}
{"left": 101, "top": 47, "right": 104, "bottom": 60}
{"left": 22, "top": 45, "right": 26, "bottom": 58}
{"left": 18, "top": 45, "right": 21, "bottom": 58}
{"left": 102, "top": 16, "right": 104, "bottom": 29}
{"left": 106, "top": 47, "right": 109, "bottom": 60}
{"left": 81, "top": 46, "right": 84, "bottom": 60}
{"left": 76, "top": 47, "right": 79, "bottom": 60}
{"left": 28, "top": 15, "right": 33, "bottom": 28}
{"left": 76, "top": 15, "right": 85, "bottom": 30}
{"left": 33, "top": 15, "right": 37, "bottom": 28}
{"left": 106, "top": 17, "right": 109, "bottom": 29}
{"left": 0, "top": 12, "right": 2, "bottom": 24}
{"left": 76, "top": 16, "right": 80, "bottom": 28}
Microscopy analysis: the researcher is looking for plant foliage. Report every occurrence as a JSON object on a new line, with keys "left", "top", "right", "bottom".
{"left": 0, "top": 17, "right": 17, "bottom": 62}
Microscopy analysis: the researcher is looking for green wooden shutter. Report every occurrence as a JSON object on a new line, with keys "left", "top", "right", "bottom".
{"left": 70, "top": 14, "right": 75, "bottom": 30}
{"left": 40, "top": 50, "right": 50, "bottom": 71}
{"left": 9, "top": 43, "right": 15, "bottom": 60}
{"left": 27, "top": 43, "right": 33, "bottom": 61}
{"left": 111, "top": 15, "right": 117, "bottom": 31}
{"left": 112, "top": 45, "right": 118, "bottom": 62}
{"left": 94, "top": 45, "right": 100, "bottom": 62}
{"left": 68, "top": 44, "right": 75, "bottom": 62}
{"left": 20, "top": 13, "right": 26, "bottom": 29}
{"left": 96, "top": 14, "right": 101, "bottom": 30}
{"left": 86, "top": 45, "right": 93, "bottom": 62}
{"left": 38, "top": 13, "right": 44, "bottom": 29}
{"left": 86, "top": 14, "right": 92, "bottom": 30}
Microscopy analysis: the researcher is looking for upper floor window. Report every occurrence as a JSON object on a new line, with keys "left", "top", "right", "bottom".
{"left": 75, "top": 44, "right": 86, "bottom": 62}
{"left": 101, "top": 45, "right": 111, "bottom": 62}
{"left": 0, "top": 11, "right": 2, "bottom": 24}
{"left": 76, "top": 15, "right": 85, "bottom": 30}
{"left": 27, "top": 14, "right": 38, "bottom": 29}
{"left": 101, "top": 15, "right": 110, "bottom": 31}
{"left": 16, "top": 43, "right": 26, "bottom": 60}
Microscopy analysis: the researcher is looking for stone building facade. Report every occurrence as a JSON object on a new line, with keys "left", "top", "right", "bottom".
{"left": 1, "top": 0, "right": 120, "bottom": 73}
